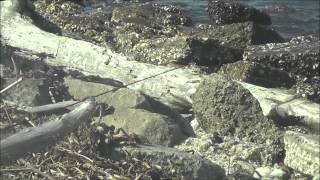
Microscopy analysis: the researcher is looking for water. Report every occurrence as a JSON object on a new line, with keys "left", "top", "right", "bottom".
{"left": 153, "top": 0, "right": 320, "bottom": 39}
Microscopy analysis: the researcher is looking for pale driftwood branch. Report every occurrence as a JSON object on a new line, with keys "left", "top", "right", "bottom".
{"left": 0, "top": 99, "right": 96, "bottom": 164}
{"left": 238, "top": 81, "right": 320, "bottom": 132}
{"left": 24, "top": 100, "right": 79, "bottom": 113}
{"left": 0, "top": 77, "right": 23, "bottom": 94}
{"left": 10, "top": 56, "right": 19, "bottom": 75}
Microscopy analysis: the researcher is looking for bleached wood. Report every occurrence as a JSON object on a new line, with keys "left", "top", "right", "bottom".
{"left": 0, "top": 100, "right": 95, "bottom": 164}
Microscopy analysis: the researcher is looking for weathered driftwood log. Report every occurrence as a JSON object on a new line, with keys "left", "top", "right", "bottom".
{"left": 0, "top": 0, "right": 202, "bottom": 112}
{"left": 238, "top": 82, "right": 320, "bottom": 132}
{"left": 24, "top": 100, "right": 79, "bottom": 113}
{"left": 0, "top": 99, "right": 95, "bottom": 164}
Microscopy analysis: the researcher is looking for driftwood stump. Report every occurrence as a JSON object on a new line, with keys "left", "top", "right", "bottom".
{"left": 0, "top": 99, "right": 96, "bottom": 164}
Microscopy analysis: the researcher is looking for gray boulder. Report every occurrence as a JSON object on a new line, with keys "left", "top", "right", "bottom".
{"left": 111, "top": 144, "right": 226, "bottom": 180}
{"left": 101, "top": 108, "right": 187, "bottom": 146}
{"left": 64, "top": 77, "right": 189, "bottom": 146}
{"left": 64, "top": 77, "right": 138, "bottom": 108}
{"left": 208, "top": 0, "right": 271, "bottom": 25}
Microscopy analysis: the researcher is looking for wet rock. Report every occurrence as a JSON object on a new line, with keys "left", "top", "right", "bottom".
{"left": 64, "top": 77, "right": 189, "bottom": 146}
{"left": 219, "top": 61, "right": 295, "bottom": 88}
{"left": 208, "top": 0, "right": 271, "bottom": 25}
{"left": 2, "top": 78, "right": 51, "bottom": 107}
{"left": 111, "top": 4, "right": 192, "bottom": 28}
{"left": 284, "top": 131, "right": 320, "bottom": 176}
{"left": 244, "top": 36, "right": 320, "bottom": 102}
{"left": 192, "top": 74, "right": 283, "bottom": 163}
{"left": 111, "top": 144, "right": 226, "bottom": 180}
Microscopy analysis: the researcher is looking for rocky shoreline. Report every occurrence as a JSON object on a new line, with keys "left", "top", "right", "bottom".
{"left": 1, "top": 0, "right": 319, "bottom": 179}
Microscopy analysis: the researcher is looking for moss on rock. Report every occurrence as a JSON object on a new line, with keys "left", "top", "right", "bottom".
{"left": 192, "top": 74, "right": 284, "bottom": 164}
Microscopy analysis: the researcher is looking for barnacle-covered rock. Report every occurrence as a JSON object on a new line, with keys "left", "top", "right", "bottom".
{"left": 194, "top": 22, "right": 283, "bottom": 48}
{"left": 34, "top": 0, "right": 116, "bottom": 46}
{"left": 192, "top": 74, "right": 283, "bottom": 164}
{"left": 293, "top": 78, "right": 320, "bottom": 103}
{"left": 244, "top": 36, "right": 319, "bottom": 79}
{"left": 208, "top": 0, "right": 271, "bottom": 25}
{"left": 114, "top": 22, "right": 283, "bottom": 66}
{"left": 34, "top": 1, "right": 283, "bottom": 67}
{"left": 111, "top": 3, "right": 192, "bottom": 28}
{"left": 218, "top": 61, "right": 295, "bottom": 88}
{"left": 284, "top": 131, "right": 320, "bottom": 176}
{"left": 244, "top": 36, "right": 320, "bottom": 102}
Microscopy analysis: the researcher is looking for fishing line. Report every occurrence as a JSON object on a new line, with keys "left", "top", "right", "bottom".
{"left": 68, "top": 64, "right": 188, "bottom": 107}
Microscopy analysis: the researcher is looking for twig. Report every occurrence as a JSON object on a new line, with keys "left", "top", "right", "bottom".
{"left": 0, "top": 168, "right": 31, "bottom": 172}
{"left": 0, "top": 77, "right": 23, "bottom": 94}
{"left": 10, "top": 56, "right": 20, "bottom": 75}
{"left": 55, "top": 41, "right": 61, "bottom": 57}
{"left": 3, "top": 105, "right": 13, "bottom": 124}
{"left": 18, "top": 159, "right": 55, "bottom": 180}
{"left": 56, "top": 147, "right": 93, "bottom": 163}
{"left": 134, "top": 173, "right": 144, "bottom": 180}
{"left": 39, "top": 156, "right": 54, "bottom": 166}
{"left": 24, "top": 117, "right": 36, "bottom": 127}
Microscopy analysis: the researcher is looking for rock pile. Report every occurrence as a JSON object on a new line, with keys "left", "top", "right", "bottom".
{"left": 1, "top": 0, "right": 319, "bottom": 179}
